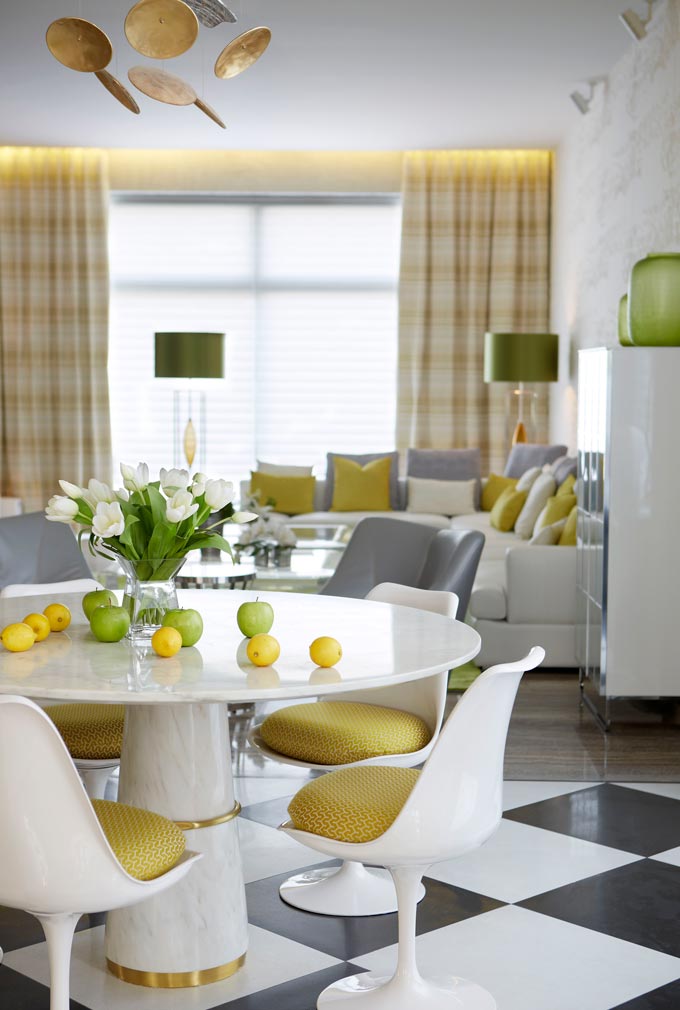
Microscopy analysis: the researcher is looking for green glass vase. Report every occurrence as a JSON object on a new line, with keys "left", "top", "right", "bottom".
{"left": 618, "top": 294, "right": 633, "bottom": 346}
{"left": 629, "top": 253, "right": 680, "bottom": 346}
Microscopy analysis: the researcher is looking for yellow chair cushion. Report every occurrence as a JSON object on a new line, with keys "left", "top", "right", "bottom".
{"left": 556, "top": 473, "right": 576, "bottom": 497}
{"left": 92, "top": 799, "right": 186, "bottom": 881}
{"left": 288, "top": 765, "right": 420, "bottom": 843}
{"left": 481, "top": 473, "right": 517, "bottom": 511}
{"left": 49, "top": 703, "right": 124, "bottom": 760}
{"left": 489, "top": 486, "right": 527, "bottom": 532}
{"left": 559, "top": 505, "right": 578, "bottom": 546}
{"left": 330, "top": 456, "right": 392, "bottom": 512}
{"left": 534, "top": 494, "right": 578, "bottom": 534}
{"left": 250, "top": 471, "right": 316, "bottom": 516}
{"left": 260, "top": 701, "right": 431, "bottom": 765}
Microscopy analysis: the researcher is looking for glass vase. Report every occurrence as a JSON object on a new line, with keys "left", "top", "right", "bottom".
{"left": 629, "top": 253, "right": 680, "bottom": 346}
{"left": 119, "top": 557, "right": 186, "bottom": 643}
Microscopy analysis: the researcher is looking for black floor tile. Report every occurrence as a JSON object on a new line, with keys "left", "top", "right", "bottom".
{"left": 207, "top": 962, "right": 367, "bottom": 1010}
{"left": 505, "top": 783, "right": 680, "bottom": 856}
{"left": 0, "top": 965, "right": 90, "bottom": 1010}
{"left": 610, "top": 977, "right": 680, "bottom": 1008}
{"left": 0, "top": 906, "right": 105, "bottom": 954}
{"left": 520, "top": 859, "right": 680, "bottom": 958}
{"left": 240, "top": 795, "right": 293, "bottom": 828}
{"left": 245, "top": 862, "right": 504, "bottom": 961}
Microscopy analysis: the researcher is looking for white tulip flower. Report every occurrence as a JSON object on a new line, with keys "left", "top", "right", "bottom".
{"left": 46, "top": 495, "right": 79, "bottom": 523}
{"left": 92, "top": 501, "right": 125, "bottom": 538}
{"left": 232, "top": 510, "right": 259, "bottom": 524}
{"left": 82, "top": 479, "right": 115, "bottom": 510}
{"left": 165, "top": 490, "right": 199, "bottom": 524}
{"left": 204, "top": 479, "right": 234, "bottom": 511}
{"left": 159, "top": 468, "right": 190, "bottom": 495}
{"left": 58, "top": 480, "right": 83, "bottom": 499}
{"left": 115, "top": 488, "right": 130, "bottom": 502}
{"left": 120, "top": 462, "right": 149, "bottom": 493}
{"left": 191, "top": 472, "right": 208, "bottom": 497}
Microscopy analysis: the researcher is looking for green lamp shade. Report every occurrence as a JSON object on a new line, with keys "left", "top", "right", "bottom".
{"left": 155, "top": 332, "right": 224, "bottom": 379}
{"left": 483, "top": 332, "right": 558, "bottom": 383}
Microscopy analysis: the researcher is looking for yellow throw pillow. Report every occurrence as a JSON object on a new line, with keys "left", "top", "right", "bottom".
{"left": 250, "top": 471, "right": 316, "bottom": 516}
{"left": 559, "top": 505, "right": 578, "bottom": 546}
{"left": 556, "top": 473, "right": 576, "bottom": 497}
{"left": 330, "top": 456, "right": 392, "bottom": 512}
{"left": 481, "top": 473, "right": 518, "bottom": 511}
{"left": 534, "top": 494, "right": 577, "bottom": 534}
{"left": 489, "top": 486, "right": 528, "bottom": 532}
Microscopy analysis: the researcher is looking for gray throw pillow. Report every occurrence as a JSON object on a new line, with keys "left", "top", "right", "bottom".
{"left": 406, "top": 447, "right": 481, "bottom": 481}
{"left": 552, "top": 456, "right": 578, "bottom": 486}
{"left": 504, "top": 444, "right": 567, "bottom": 479}
{"left": 324, "top": 451, "right": 400, "bottom": 511}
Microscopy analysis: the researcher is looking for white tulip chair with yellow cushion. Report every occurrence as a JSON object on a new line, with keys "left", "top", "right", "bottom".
{"left": 249, "top": 583, "right": 457, "bottom": 916}
{"left": 0, "top": 695, "right": 201, "bottom": 1010}
{"left": 282, "top": 647, "right": 544, "bottom": 1010}
{"left": 0, "top": 580, "right": 123, "bottom": 799}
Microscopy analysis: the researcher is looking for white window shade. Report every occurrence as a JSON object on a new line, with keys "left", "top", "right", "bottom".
{"left": 108, "top": 197, "right": 400, "bottom": 488}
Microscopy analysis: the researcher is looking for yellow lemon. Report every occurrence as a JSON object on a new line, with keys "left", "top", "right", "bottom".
{"left": 151, "top": 626, "right": 182, "bottom": 658}
{"left": 309, "top": 636, "right": 342, "bottom": 668}
{"left": 43, "top": 603, "right": 71, "bottom": 632}
{"left": 23, "top": 612, "right": 51, "bottom": 642}
{"left": 246, "top": 633, "right": 280, "bottom": 667}
{"left": 1, "top": 622, "right": 37, "bottom": 653}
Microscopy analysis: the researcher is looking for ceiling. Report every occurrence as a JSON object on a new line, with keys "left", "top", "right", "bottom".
{"left": 2, "top": 0, "right": 631, "bottom": 150}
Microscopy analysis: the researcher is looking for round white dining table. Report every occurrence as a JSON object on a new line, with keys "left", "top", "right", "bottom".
{"left": 0, "top": 588, "right": 480, "bottom": 989}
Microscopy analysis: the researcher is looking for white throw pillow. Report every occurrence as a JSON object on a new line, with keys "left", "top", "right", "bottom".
{"left": 529, "top": 518, "right": 567, "bottom": 545}
{"left": 256, "top": 460, "right": 314, "bottom": 477}
{"left": 406, "top": 477, "right": 477, "bottom": 516}
{"left": 514, "top": 472, "right": 557, "bottom": 539}
{"left": 516, "top": 466, "right": 541, "bottom": 492}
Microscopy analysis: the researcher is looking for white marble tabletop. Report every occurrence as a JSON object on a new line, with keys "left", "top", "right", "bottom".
{"left": 0, "top": 589, "right": 480, "bottom": 704}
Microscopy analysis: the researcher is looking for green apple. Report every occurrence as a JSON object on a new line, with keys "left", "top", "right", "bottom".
{"left": 237, "top": 598, "right": 274, "bottom": 638}
{"left": 162, "top": 608, "right": 204, "bottom": 647}
{"left": 82, "top": 588, "right": 117, "bottom": 620}
{"left": 90, "top": 604, "right": 130, "bottom": 643}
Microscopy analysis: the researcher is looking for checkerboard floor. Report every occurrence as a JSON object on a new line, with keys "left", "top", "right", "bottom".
{"left": 4, "top": 777, "right": 680, "bottom": 1009}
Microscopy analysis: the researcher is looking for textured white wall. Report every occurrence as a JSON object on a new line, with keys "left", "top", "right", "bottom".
{"left": 551, "top": 0, "right": 680, "bottom": 450}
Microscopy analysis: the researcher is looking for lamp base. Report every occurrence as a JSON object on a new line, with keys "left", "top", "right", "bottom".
{"left": 511, "top": 420, "right": 528, "bottom": 445}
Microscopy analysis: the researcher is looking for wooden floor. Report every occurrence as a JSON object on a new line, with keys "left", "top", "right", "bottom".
{"left": 448, "top": 673, "right": 680, "bottom": 782}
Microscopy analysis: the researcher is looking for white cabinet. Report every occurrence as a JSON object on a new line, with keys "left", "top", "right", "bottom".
{"left": 577, "top": 347, "right": 680, "bottom": 727}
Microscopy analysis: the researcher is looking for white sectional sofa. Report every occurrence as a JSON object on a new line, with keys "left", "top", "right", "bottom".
{"left": 239, "top": 475, "right": 578, "bottom": 669}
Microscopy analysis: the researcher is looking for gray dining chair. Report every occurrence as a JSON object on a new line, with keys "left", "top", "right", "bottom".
{"left": 0, "top": 512, "right": 92, "bottom": 590}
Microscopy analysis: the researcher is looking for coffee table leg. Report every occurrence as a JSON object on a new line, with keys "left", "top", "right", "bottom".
{"left": 105, "top": 703, "right": 248, "bottom": 987}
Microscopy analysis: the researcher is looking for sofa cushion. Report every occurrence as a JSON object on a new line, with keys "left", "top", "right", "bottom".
{"left": 533, "top": 494, "right": 577, "bottom": 534}
{"left": 406, "top": 448, "right": 481, "bottom": 507}
{"left": 481, "top": 473, "right": 517, "bottom": 511}
{"left": 490, "top": 487, "right": 527, "bottom": 532}
{"left": 290, "top": 511, "right": 451, "bottom": 530}
{"left": 556, "top": 473, "right": 576, "bottom": 497}
{"left": 516, "top": 466, "right": 542, "bottom": 491}
{"left": 325, "top": 452, "right": 400, "bottom": 511}
{"left": 514, "top": 472, "right": 557, "bottom": 539}
{"left": 256, "top": 460, "right": 314, "bottom": 477}
{"left": 529, "top": 519, "right": 566, "bottom": 545}
{"left": 470, "top": 582, "right": 507, "bottom": 620}
{"left": 406, "top": 477, "right": 477, "bottom": 517}
{"left": 558, "top": 505, "right": 578, "bottom": 546}
{"left": 504, "top": 443, "right": 568, "bottom": 479}
{"left": 551, "top": 455, "right": 578, "bottom": 486}
{"left": 330, "top": 457, "right": 392, "bottom": 512}
{"left": 250, "top": 471, "right": 316, "bottom": 515}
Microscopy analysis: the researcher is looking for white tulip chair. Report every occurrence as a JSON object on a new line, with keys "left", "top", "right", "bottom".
{"left": 249, "top": 583, "right": 458, "bottom": 916}
{"left": 281, "top": 647, "right": 544, "bottom": 1010}
{"left": 0, "top": 695, "right": 201, "bottom": 1010}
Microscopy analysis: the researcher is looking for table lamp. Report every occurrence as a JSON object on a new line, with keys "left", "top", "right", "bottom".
{"left": 154, "top": 332, "right": 224, "bottom": 469}
{"left": 483, "top": 332, "right": 558, "bottom": 445}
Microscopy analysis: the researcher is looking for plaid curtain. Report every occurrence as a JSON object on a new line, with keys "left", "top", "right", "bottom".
{"left": 397, "top": 150, "right": 552, "bottom": 474}
{"left": 0, "top": 147, "right": 112, "bottom": 511}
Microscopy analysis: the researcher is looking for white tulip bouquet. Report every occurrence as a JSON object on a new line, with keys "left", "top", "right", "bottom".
{"left": 46, "top": 463, "right": 257, "bottom": 580}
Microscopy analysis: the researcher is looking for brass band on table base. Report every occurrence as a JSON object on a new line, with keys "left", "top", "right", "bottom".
{"left": 174, "top": 800, "right": 241, "bottom": 830}
{"left": 107, "top": 953, "right": 246, "bottom": 988}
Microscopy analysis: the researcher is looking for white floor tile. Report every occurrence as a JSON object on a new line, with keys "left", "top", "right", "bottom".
{"left": 614, "top": 782, "right": 680, "bottom": 802}
{"left": 427, "top": 819, "right": 641, "bottom": 903}
{"left": 237, "top": 817, "right": 329, "bottom": 884}
{"left": 4, "top": 924, "right": 340, "bottom": 1010}
{"left": 353, "top": 905, "right": 680, "bottom": 1010}
{"left": 650, "top": 845, "right": 680, "bottom": 867}
{"left": 502, "top": 780, "right": 596, "bottom": 811}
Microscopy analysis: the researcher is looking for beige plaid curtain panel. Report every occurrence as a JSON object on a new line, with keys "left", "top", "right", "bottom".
{"left": 397, "top": 149, "right": 552, "bottom": 474}
{"left": 0, "top": 147, "right": 112, "bottom": 511}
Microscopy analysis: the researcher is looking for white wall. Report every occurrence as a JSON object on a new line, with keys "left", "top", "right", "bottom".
{"left": 551, "top": 0, "right": 680, "bottom": 450}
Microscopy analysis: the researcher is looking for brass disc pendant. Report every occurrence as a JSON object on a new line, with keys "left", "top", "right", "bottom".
{"left": 214, "top": 26, "right": 271, "bottom": 79}
{"left": 46, "top": 17, "right": 113, "bottom": 73}
{"left": 95, "top": 70, "right": 141, "bottom": 114}
{"left": 125, "top": 0, "right": 199, "bottom": 59}
{"left": 128, "top": 65, "right": 196, "bottom": 105}
{"left": 185, "top": 0, "right": 237, "bottom": 27}
{"left": 194, "top": 96, "right": 226, "bottom": 128}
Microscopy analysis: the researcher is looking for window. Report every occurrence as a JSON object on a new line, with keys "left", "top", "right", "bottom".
{"left": 108, "top": 195, "right": 401, "bottom": 487}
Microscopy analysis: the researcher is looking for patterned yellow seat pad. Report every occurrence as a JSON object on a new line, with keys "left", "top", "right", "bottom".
{"left": 92, "top": 799, "right": 186, "bottom": 881}
{"left": 260, "top": 701, "right": 431, "bottom": 765}
{"left": 288, "top": 765, "right": 420, "bottom": 843}
{"left": 48, "top": 703, "right": 124, "bottom": 760}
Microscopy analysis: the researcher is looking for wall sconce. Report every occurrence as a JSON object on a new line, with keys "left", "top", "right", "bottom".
{"left": 154, "top": 331, "right": 224, "bottom": 470}
{"left": 620, "top": 0, "right": 655, "bottom": 40}
{"left": 569, "top": 77, "right": 607, "bottom": 115}
{"left": 484, "top": 332, "right": 559, "bottom": 446}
